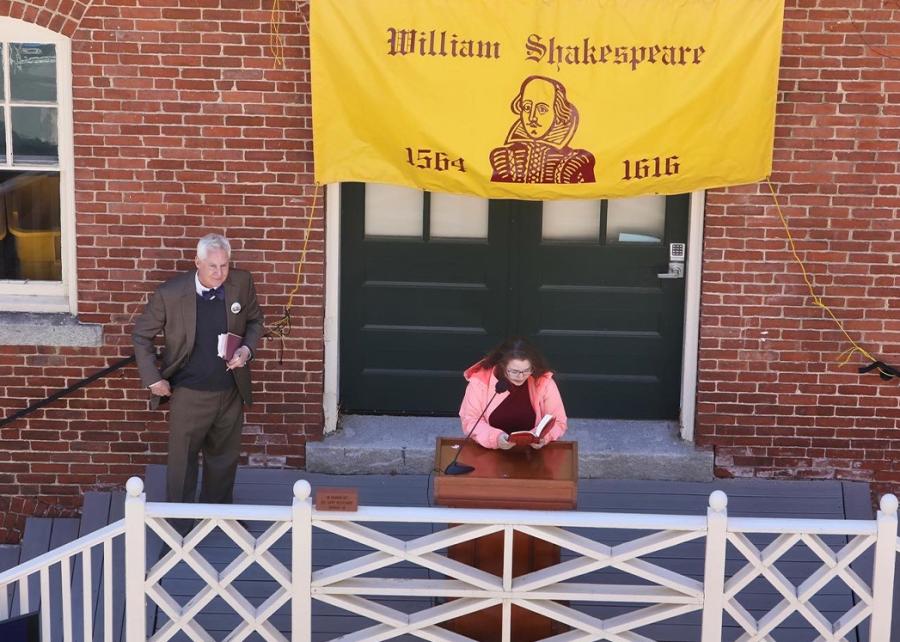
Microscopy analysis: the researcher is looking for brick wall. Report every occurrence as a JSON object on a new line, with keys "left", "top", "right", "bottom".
{"left": 696, "top": 0, "right": 900, "bottom": 497}
{"left": 0, "top": 0, "right": 322, "bottom": 542}
{"left": 0, "top": 0, "right": 898, "bottom": 542}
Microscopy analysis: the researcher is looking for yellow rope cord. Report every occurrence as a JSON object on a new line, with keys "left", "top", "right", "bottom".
{"left": 270, "top": 0, "right": 286, "bottom": 69}
{"left": 286, "top": 184, "right": 319, "bottom": 310}
{"left": 265, "top": 184, "right": 320, "bottom": 339}
{"left": 765, "top": 178, "right": 890, "bottom": 376}
{"left": 270, "top": 2, "right": 311, "bottom": 70}
{"left": 265, "top": 0, "right": 317, "bottom": 347}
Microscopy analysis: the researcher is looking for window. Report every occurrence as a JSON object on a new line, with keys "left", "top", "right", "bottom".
{"left": 430, "top": 192, "right": 488, "bottom": 239}
{"left": 364, "top": 184, "right": 423, "bottom": 237}
{"left": 364, "top": 183, "right": 489, "bottom": 240}
{"left": 606, "top": 195, "right": 665, "bottom": 244}
{"left": 542, "top": 196, "right": 666, "bottom": 244}
{"left": 0, "top": 20, "right": 74, "bottom": 312}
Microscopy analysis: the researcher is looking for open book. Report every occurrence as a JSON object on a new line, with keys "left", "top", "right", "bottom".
{"left": 217, "top": 332, "right": 243, "bottom": 361}
{"left": 507, "top": 414, "right": 555, "bottom": 447}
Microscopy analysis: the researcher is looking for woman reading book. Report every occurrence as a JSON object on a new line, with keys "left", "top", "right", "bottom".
{"left": 459, "top": 337, "right": 568, "bottom": 450}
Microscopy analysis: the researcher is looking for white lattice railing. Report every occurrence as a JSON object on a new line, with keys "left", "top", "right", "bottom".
{"left": 310, "top": 504, "right": 709, "bottom": 641}
{"left": 3, "top": 479, "right": 898, "bottom": 641}
{"left": 0, "top": 519, "right": 125, "bottom": 642}
{"left": 131, "top": 482, "right": 300, "bottom": 642}
{"left": 711, "top": 494, "right": 899, "bottom": 642}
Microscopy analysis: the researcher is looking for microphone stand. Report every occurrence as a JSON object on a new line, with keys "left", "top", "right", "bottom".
{"left": 444, "top": 379, "right": 509, "bottom": 475}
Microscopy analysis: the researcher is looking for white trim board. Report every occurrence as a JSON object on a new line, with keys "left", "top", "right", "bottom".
{"left": 324, "top": 183, "right": 341, "bottom": 434}
{"left": 680, "top": 190, "right": 705, "bottom": 441}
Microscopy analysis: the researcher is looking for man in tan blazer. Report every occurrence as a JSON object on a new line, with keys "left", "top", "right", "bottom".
{"left": 133, "top": 233, "right": 265, "bottom": 507}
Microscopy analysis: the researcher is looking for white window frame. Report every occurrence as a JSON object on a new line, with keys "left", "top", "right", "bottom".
{"left": 0, "top": 19, "right": 76, "bottom": 313}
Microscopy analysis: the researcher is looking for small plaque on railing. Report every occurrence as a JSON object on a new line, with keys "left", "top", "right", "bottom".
{"left": 315, "top": 487, "right": 359, "bottom": 511}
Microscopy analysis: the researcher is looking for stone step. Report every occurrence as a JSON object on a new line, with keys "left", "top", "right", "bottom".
{"left": 306, "top": 415, "right": 714, "bottom": 481}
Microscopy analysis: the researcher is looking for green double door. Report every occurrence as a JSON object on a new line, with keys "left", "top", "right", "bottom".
{"left": 340, "top": 183, "right": 689, "bottom": 419}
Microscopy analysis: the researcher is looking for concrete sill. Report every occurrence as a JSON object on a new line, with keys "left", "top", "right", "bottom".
{"left": 0, "top": 311, "right": 103, "bottom": 347}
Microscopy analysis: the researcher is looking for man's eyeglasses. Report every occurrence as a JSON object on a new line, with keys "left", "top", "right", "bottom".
{"left": 506, "top": 367, "right": 533, "bottom": 377}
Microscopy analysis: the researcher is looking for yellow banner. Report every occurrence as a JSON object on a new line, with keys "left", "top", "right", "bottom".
{"left": 311, "top": 0, "right": 784, "bottom": 200}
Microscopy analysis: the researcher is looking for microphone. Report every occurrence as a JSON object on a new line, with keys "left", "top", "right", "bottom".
{"left": 444, "top": 379, "right": 509, "bottom": 475}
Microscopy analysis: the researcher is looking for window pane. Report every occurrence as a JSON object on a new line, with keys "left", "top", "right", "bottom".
{"left": 12, "top": 106, "right": 58, "bottom": 164}
{"left": 10, "top": 43, "right": 56, "bottom": 102}
{"left": 364, "top": 183, "right": 423, "bottom": 237}
{"left": 607, "top": 195, "right": 665, "bottom": 244}
{"left": 542, "top": 199, "right": 601, "bottom": 241}
{"left": 0, "top": 44, "right": 5, "bottom": 101}
{"left": 0, "top": 111, "right": 5, "bottom": 159}
{"left": 0, "top": 170, "right": 61, "bottom": 280}
{"left": 430, "top": 193, "right": 488, "bottom": 239}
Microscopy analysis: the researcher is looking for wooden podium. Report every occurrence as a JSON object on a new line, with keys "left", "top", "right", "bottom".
{"left": 433, "top": 438, "right": 578, "bottom": 642}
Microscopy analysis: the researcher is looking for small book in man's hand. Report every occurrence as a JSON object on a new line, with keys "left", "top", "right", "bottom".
{"left": 217, "top": 332, "right": 243, "bottom": 361}
{"left": 507, "top": 414, "right": 555, "bottom": 447}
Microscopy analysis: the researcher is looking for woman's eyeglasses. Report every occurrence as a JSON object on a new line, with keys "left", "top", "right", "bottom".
{"left": 506, "top": 367, "right": 533, "bottom": 377}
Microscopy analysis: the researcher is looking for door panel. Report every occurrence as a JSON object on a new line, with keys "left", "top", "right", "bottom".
{"left": 518, "top": 195, "right": 689, "bottom": 418}
{"left": 341, "top": 183, "right": 509, "bottom": 414}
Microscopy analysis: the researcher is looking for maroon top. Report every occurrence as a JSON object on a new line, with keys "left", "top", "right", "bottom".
{"left": 489, "top": 378, "right": 536, "bottom": 433}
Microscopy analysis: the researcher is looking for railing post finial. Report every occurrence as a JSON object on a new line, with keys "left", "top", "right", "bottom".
{"left": 293, "top": 479, "right": 312, "bottom": 500}
{"left": 126, "top": 477, "right": 144, "bottom": 497}
{"left": 879, "top": 494, "right": 898, "bottom": 515}
{"left": 709, "top": 490, "right": 728, "bottom": 513}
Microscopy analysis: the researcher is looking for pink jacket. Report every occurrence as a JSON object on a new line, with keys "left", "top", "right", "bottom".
{"left": 458, "top": 362, "right": 568, "bottom": 449}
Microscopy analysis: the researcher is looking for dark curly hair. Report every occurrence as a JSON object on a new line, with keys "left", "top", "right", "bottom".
{"left": 479, "top": 336, "right": 550, "bottom": 379}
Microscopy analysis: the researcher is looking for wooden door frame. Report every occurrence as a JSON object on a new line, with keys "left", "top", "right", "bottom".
{"left": 323, "top": 183, "right": 705, "bottom": 441}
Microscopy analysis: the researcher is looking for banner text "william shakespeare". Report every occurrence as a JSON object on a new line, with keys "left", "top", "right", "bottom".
{"left": 526, "top": 35, "right": 706, "bottom": 71}
{"left": 387, "top": 29, "right": 501, "bottom": 59}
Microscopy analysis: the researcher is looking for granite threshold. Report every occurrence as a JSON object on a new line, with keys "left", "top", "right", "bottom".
{"left": 306, "top": 415, "right": 714, "bottom": 481}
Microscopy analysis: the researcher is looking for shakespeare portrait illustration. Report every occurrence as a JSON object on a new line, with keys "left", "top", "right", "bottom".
{"left": 489, "top": 75, "right": 596, "bottom": 184}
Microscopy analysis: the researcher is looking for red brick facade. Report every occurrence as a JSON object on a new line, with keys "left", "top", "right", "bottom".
{"left": 0, "top": 0, "right": 897, "bottom": 542}
{"left": 696, "top": 0, "right": 900, "bottom": 496}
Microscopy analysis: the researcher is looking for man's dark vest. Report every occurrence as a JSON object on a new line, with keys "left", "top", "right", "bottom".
{"left": 171, "top": 295, "right": 234, "bottom": 391}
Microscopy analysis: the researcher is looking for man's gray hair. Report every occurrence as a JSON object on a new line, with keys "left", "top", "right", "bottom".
{"left": 196, "top": 233, "right": 231, "bottom": 260}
